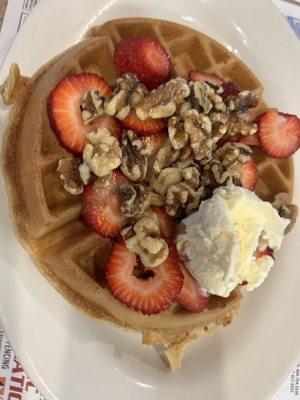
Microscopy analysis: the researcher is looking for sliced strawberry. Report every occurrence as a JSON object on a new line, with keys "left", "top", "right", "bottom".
{"left": 217, "top": 133, "right": 260, "bottom": 148}
{"left": 221, "top": 81, "right": 240, "bottom": 99}
{"left": 82, "top": 170, "right": 129, "bottom": 237}
{"left": 189, "top": 70, "right": 224, "bottom": 86}
{"left": 151, "top": 206, "right": 178, "bottom": 239}
{"left": 254, "top": 247, "right": 274, "bottom": 259}
{"left": 106, "top": 239, "right": 184, "bottom": 315}
{"left": 122, "top": 110, "right": 166, "bottom": 136}
{"left": 236, "top": 159, "right": 258, "bottom": 191}
{"left": 257, "top": 109, "right": 300, "bottom": 158}
{"left": 96, "top": 115, "right": 122, "bottom": 140}
{"left": 141, "top": 130, "right": 168, "bottom": 156}
{"left": 48, "top": 73, "right": 112, "bottom": 155}
{"left": 238, "top": 132, "right": 260, "bottom": 146}
{"left": 114, "top": 36, "right": 171, "bottom": 90}
{"left": 176, "top": 266, "right": 210, "bottom": 312}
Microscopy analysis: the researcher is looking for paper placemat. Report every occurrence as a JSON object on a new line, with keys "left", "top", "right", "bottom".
{"left": 0, "top": 1, "right": 299, "bottom": 399}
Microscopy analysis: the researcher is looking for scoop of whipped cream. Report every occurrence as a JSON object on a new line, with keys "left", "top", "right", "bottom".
{"left": 177, "top": 185, "right": 289, "bottom": 297}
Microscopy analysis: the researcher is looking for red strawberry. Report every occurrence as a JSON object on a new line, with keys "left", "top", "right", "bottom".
{"left": 254, "top": 247, "right": 274, "bottom": 259}
{"left": 114, "top": 36, "right": 171, "bottom": 90}
{"left": 122, "top": 110, "right": 166, "bottom": 136}
{"left": 96, "top": 115, "right": 122, "bottom": 140}
{"left": 151, "top": 206, "right": 178, "bottom": 239}
{"left": 82, "top": 170, "right": 129, "bottom": 237}
{"left": 238, "top": 133, "right": 260, "bottom": 146}
{"left": 177, "top": 267, "right": 210, "bottom": 312}
{"left": 189, "top": 70, "right": 224, "bottom": 86}
{"left": 221, "top": 81, "right": 240, "bottom": 99}
{"left": 217, "top": 133, "right": 260, "bottom": 148}
{"left": 141, "top": 130, "right": 168, "bottom": 155}
{"left": 48, "top": 73, "right": 112, "bottom": 154}
{"left": 236, "top": 159, "right": 258, "bottom": 191}
{"left": 257, "top": 109, "right": 300, "bottom": 158}
{"left": 106, "top": 239, "right": 184, "bottom": 315}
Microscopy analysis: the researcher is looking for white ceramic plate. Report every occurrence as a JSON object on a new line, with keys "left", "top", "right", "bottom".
{"left": 0, "top": 1, "right": 299, "bottom": 399}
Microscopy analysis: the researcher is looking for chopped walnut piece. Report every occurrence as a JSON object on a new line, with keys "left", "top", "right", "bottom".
{"left": 82, "top": 128, "right": 121, "bottom": 177}
{"left": 149, "top": 192, "right": 166, "bottom": 206}
{"left": 118, "top": 183, "right": 150, "bottom": 217}
{"left": 121, "top": 130, "right": 150, "bottom": 181}
{"left": 216, "top": 142, "right": 251, "bottom": 167}
{"left": 85, "top": 128, "right": 111, "bottom": 145}
{"left": 166, "top": 182, "right": 204, "bottom": 217}
{"left": 130, "top": 84, "right": 149, "bottom": 107}
{"left": 79, "top": 162, "right": 91, "bottom": 185}
{"left": 81, "top": 89, "right": 104, "bottom": 124}
{"left": 104, "top": 73, "right": 148, "bottom": 120}
{"left": 178, "top": 100, "right": 192, "bottom": 119}
{"left": 272, "top": 193, "right": 298, "bottom": 234}
{"left": 121, "top": 210, "right": 169, "bottom": 267}
{"left": 149, "top": 102, "right": 177, "bottom": 119}
{"left": 57, "top": 158, "right": 83, "bottom": 195}
{"left": 152, "top": 139, "right": 180, "bottom": 175}
{"left": 0, "top": 63, "right": 21, "bottom": 105}
{"left": 179, "top": 143, "right": 194, "bottom": 162}
{"left": 175, "top": 158, "right": 197, "bottom": 170}
{"left": 210, "top": 112, "right": 230, "bottom": 136}
{"left": 192, "top": 81, "right": 226, "bottom": 114}
{"left": 202, "top": 142, "right": 252, "bottom": 185}
{"left": 182, "top": 166, "right": 200, "bottom": 189}
{"left": 151, "top": 167, "right": 183, "bottom": 195}
{"left": 227, "top": 113, "right": 257, "bottom": 136}
{"left": 184, "top": 109, "right": 213, "bottom": 161}
{"left": 168, "top": 116, "right": 188, "bottom": 150}
{"left": 135, "top": 78, "right": 190, "bottom": 120}
{"left": 226, "top": 90, "right": 259, "bottom": 113}
{"left": 185, "top": 186, "right": 205, "bottom": 215}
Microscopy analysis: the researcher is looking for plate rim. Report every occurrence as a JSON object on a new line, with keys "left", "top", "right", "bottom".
{"left": 0, "top": 1, "right": 300, "bottom": 400}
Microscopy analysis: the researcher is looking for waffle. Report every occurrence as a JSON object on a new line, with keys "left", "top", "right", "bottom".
{"left": 1, "top": 18, "right": 293, "bottom": 371}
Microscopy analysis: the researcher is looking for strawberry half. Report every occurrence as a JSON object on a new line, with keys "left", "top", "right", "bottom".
{"left": 257, "top": 109, "right": 300, "bottom": 158}
{"left": 238, "top": 132, "right": 260, "bottom": 146}
{"left": 114, "top": 36, "right": 171, "bottom": 90}
{"left": 96, "top": 115, "right": 122, "bottom": 140}
{"left": 176, "top": 266, "right": 210, "bottom": 312}
{"left": 82, "top": 170, "right": 129, "bottom": 237}
{"left": 151, "top": 206, "right": 177, "bottom": 239}
{"left": 254, "top": 247, "right": 274, "bottom": 259}
{"left": 189, "top": 70, "right": 224, "bottom": 86}
{"left": 217, "top": 133, "right": 260, "bottom": 148}
{"left": 48, "top": 73, "right": 112, "bottom": 154}
{"left": 106, "top": 239, "right": 184, "bottom": 315}
{"left": 221, "top": 81, "right": 240, "bottom": 99}
{"left": 122, "top": 110, "right": 166, "bottom": 136}
{"left": 236, "top": 159, "right": 258, "bottom": 191}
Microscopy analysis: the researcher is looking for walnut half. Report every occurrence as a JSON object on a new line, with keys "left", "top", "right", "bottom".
{"left": 81, "top": 89, "right": 104, "bottom": 124}
{"left": 104, "top": 73, "right": 148, "bottom": 120}
{"left": 57, "top": 158, "right": 83, "bottom": 195}
{"left": 135, "top": 78, "right": 190, "bottom": 120}
{"left": 272, "top": 193, "right": 298, "bottom": 234}
{"left": 82, "top": 128, "right": 121, "bottom": 177}
{"left": 120, "top": 130, "right": 150, "bottom": 181}
{"left": 118, "top": 183, "right": 150, "bottom": 217}
{"left": 184, "top": 109, "right": 213, "bottom": 161}
{"left": 121, "top": 210, "right": 169, "bottom": 267}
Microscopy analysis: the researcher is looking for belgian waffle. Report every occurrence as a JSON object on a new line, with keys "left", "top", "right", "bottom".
{"left": 1, "top": 18, "right": 293, "bottom": 371}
